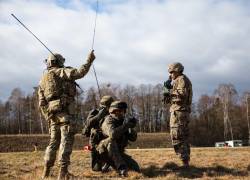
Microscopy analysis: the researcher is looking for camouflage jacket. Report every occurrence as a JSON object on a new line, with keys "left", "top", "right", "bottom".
{"left": 170, "top": 74, "right": 193, "bottom": 113}
{"left": 38, "top": 59, "right": 93, "bottom": 117}
{"left": 101, "top": 114, "right": 137, "bottom": 150}
{"left": 82, "top": 107, "right": 109, "bottom": 137}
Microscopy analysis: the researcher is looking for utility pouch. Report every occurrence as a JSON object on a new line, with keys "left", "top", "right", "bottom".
{"left": 47, "top": 99, "right": 62, "bottom": 114}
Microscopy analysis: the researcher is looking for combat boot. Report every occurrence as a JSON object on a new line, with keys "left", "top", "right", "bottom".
{"left": 41, "top": 166, "right": 50, "bottom": 179}
{"left": 119, "top": 169, "right": 128, "bottom": 177}
{"left": 101, "top": 163, "right": 110, "bottom": 173}
{"left": 118, "top": 165, "right": 128, "bottom": 177}
{"left": 57, "top": 166, "right": 69, "bottom": 180}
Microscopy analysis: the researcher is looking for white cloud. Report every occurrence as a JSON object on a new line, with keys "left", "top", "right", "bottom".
{"left": 0, "top": 0, "right": 250, "bottom": 101}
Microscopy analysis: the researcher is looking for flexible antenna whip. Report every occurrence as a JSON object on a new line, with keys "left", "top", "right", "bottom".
{"left": 91, "top": 0, "right": 98, "bottom": 51}
{"left": 91, "top": 0, "right": 102, "bottom": 99}
{"left": 11, "top": 13, "right": 55, "bottom": 56}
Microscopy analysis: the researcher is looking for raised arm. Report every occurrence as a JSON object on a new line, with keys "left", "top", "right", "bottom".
{"left": 60, "top": 50, "right": 96, "bottom": 80}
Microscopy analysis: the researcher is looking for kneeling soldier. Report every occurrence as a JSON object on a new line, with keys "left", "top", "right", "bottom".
{"left": 82, "top": 95, "right": 114, "bottom": 171}
{"left": 96, "top": 101, "right": 140, "bottom": 176}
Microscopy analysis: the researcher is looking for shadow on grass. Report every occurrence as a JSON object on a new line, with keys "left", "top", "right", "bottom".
{"left": 142, "top": 162, "right": 248, "bottom": 179}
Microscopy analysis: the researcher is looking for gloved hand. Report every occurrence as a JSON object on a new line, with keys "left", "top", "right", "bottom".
{"left": 98, "top": 106, "right": 109, "bottom": 117}
{"left": 87, "top": 50, "right": 96, "bottom": 63}
{"left": 162, "top": 84, "right": 171, "bottom": 104}
{"left": 124, "top": 117, "right": 137, "bottom": 128}
{"left": 128, "top": 128, "right": 137, "bottom": 141}
{"left": 163, "top": 77, "right": 172, "bottom": 90}
{"left": 162, "top": 76, "right": 172, "bottom": 104}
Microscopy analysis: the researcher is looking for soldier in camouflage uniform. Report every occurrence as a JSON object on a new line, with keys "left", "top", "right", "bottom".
{"left": 96, "top": 101, "right": 140, "bottom": 176}
{"left": 38, "top": 50, "right": 95, "bottom": 179}
{"left": 82, "top": 95, "right": 114, "bottom": 171}
{"left": 163, "top": 62, "right": 193, "bottom": 167}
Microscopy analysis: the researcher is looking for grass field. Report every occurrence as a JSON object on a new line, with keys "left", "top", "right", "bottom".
{"left": 0, "top": 147, "right": 249, "bottom": 179}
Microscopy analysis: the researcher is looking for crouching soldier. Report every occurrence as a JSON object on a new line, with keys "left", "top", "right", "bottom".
{"left": 96, "top": 101, "right": 140, "bottom": 177}
{"left": 82, "top": 95, "right": 114, "bottom": 171}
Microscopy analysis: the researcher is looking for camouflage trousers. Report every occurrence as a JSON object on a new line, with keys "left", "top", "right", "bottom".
{"left": 96, "top": 138, "right": 140, "bottom": 172}
{"left": 89, "top": 129, "right": 104, "bottom": 171}
{"left": 44, "top": 114, "right": 76, "bottom": 168}
{"left": 170, "top": 111, "right": 190, "bottom": 161}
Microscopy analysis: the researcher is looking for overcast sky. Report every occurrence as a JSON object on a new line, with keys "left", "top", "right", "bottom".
{"left": 0, "top": 0, "right": 250, "bottom": 102}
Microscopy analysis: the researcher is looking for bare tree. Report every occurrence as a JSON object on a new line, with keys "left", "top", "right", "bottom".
{"left": 214, "top": 84, "right": 238, "bottom": 141}
{"left": 0, "top": 82, "right": 249, "bottom": 148}
{"left": 241, "top": 92, "right": 250, "bottom": 145}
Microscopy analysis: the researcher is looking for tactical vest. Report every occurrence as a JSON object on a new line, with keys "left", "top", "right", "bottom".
{"left": 40, "top": 69, "right": 76, "bottom": 103}
{"left": 170, "top": 74, "right": 192, "bottom": 112}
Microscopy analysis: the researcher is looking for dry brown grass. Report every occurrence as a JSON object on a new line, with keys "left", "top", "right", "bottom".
{"left": 0, "top": 147, "right": 249, "bottom": 179}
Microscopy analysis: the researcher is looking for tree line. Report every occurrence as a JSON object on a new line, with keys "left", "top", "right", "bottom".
{"left": 0, "top": 83, "right": 249, "bottom": 146}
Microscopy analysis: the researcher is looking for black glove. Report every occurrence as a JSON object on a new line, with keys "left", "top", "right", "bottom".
{"left": 124, "top": 117, "right": 137, "bottom": 128}
{"left": 128, "top": 128, "right": 137, "bottom": 142}
{"left": 163, "top": 79, "right": 172, "bottom": 90}
{"left": 162, "top": 77, "right": 172, "bottom": 103}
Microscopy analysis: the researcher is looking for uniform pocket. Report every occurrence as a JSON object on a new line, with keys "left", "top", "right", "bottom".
{"left": 175, "top": 111, "right": 189, "bottom": 125}
{"left": 48, "top": 99, "right": 62, "bottom": 114}
{"left": 170, "top": 111, "right": 178, "bottom": 128}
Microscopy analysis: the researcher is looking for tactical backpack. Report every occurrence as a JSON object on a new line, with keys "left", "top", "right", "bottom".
{"left": 40, "top": 68, "right": 77, "bottom": 115}
{"left": 82, "top": 109, "right": 99, "bottom": 137}
{"left": 82, "top": 108, "right": 108, "bottom": 137}
{"left": 40, "top": 70, "right": 63, "bottom": 102}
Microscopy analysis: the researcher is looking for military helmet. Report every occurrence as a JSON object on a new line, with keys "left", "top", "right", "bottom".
{"left": 109, "top": 100, "right": 127, "bottom": 113}
{"left": 46, "top": 53, "right": 65, "bottom": 68}
{"left": 168, "top": 62, "right": 184, "bottom": 73}
{"left": 100, "top": 95, "right": 114, "bottom": 107}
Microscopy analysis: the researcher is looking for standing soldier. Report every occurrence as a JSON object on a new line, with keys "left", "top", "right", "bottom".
{"left": 163, "top": 62, "right": 193, "bottom": 167}
{"left": 82, "top": 95, "right": 114, "bottom": 171}
{"left": 96, "top": 101, "right": 140, "bottom": 177}
{"left": 38, "top": 50, "right": 95, "bottom": 179}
